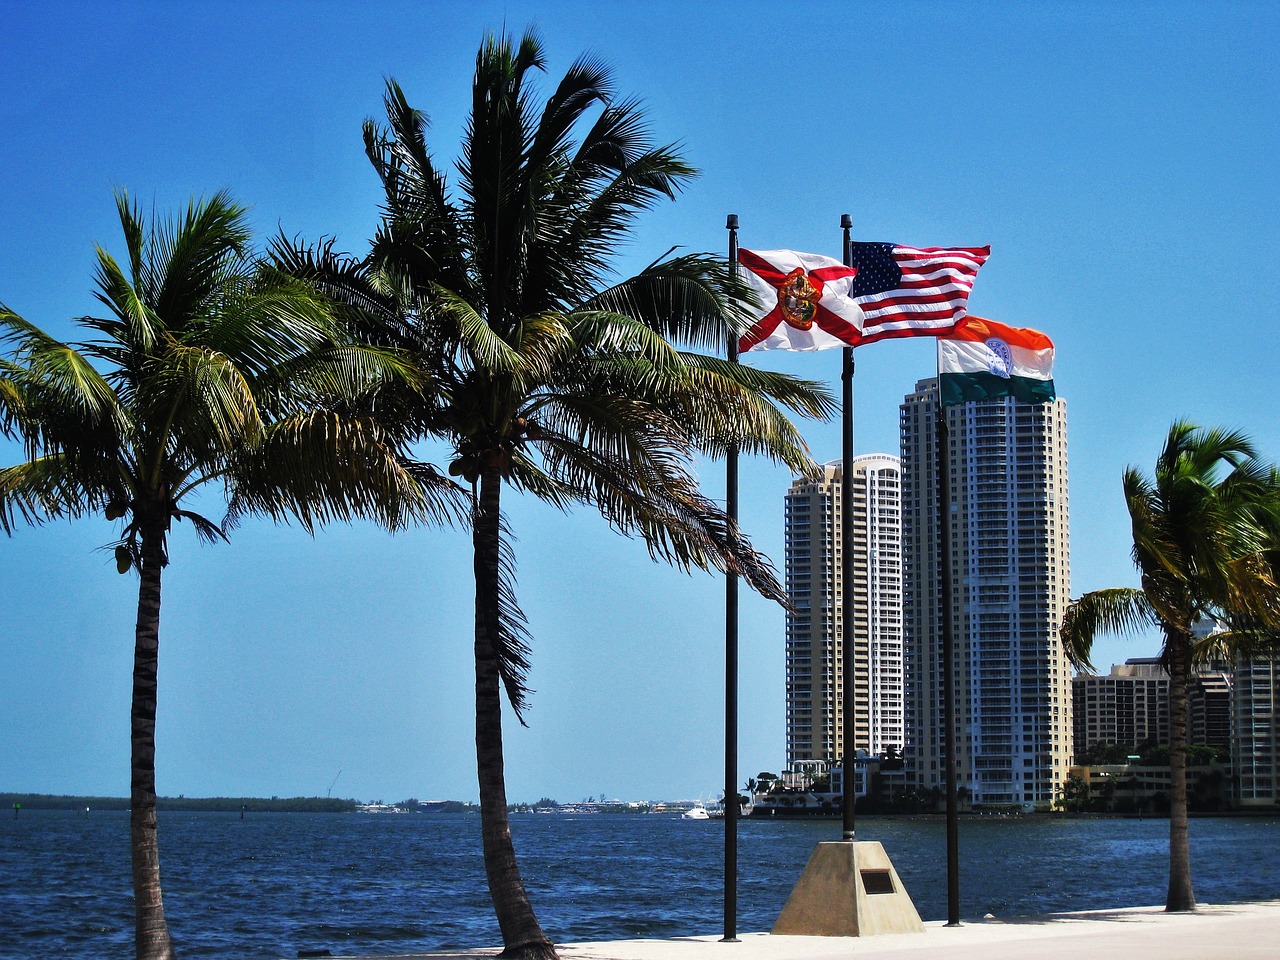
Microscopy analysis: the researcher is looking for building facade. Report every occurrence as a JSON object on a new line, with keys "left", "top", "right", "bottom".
{"left": 900, "top": 378, "right": 1072, "bottom": 808}
{"left": 1233, "top": 653, "right": 1280, "bottom": 806}
{"left": 783, "top": 455, "right": 904, "bottom": 774}
{"left": 1189, "top": 672, "right": 1233, "bottom": 750}
{"left": 1072, "top": 655, "right": 1233, "bottom": 760}
{"left": 1072, "top": 658, "right": 1171, "bottom": 755}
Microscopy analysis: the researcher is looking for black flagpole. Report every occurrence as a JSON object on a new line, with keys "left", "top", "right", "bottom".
{"left": 723, "top": 213, "right": 740, "bottom": 943}
{"left": 840, "top": 213, "right": 857, "bottom": 841}
{"left": 936, "top": 397, "right": 961, "bottom": 925}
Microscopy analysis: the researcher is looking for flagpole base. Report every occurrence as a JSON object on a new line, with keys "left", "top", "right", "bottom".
{"left": 772, "top": 841, "right": 925, "bottom": 938}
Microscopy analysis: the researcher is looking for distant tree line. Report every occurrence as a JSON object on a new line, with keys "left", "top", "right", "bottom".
{"left": 507, "top": 798, "right": 647, "bottom": 814}
{"left": 396, "top": 799, "right": 477, "bottom": 813}
{"left": 3, "top": 793, "right": 358, "bottom": 813}
{"left": 1072, "top": 741, "right": 1230, "bottom": 767}
{"left": 1055, "top": 771, "right": 1234, "bottom": 816}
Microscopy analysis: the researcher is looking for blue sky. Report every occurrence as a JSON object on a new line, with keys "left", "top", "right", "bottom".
{"left": 2, "top": 2, "right": 1277, "bottom": 804}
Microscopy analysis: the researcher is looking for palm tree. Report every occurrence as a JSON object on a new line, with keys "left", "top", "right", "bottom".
{"left": 277, "top": 30, "right": 834, "bottom": 959}
{"left": 1060, "top": 420, "right": 1280, "bottom": 912}
{"left": 0, "top": 191, "right": 443, "bottom": 960}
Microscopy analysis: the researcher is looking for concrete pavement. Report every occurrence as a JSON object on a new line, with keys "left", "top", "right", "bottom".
{"left": 322, "top": 899, "right": 1280, "bottom": 960}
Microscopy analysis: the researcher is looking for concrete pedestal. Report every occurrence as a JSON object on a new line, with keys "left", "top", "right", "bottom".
{"left": 771, "top": 840, "right": 925, "bottom": 937}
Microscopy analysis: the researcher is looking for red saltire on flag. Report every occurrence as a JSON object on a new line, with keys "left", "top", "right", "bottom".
{"left": 737, "top": 249, "right": 863, "bottom": 352}
{"left": 844, "top": 242, "right": 991, "bottom": 346}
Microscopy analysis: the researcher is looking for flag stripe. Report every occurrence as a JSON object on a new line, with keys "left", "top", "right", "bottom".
{"left": 947, "top": 315, "right": 1053, "bottom": 350}
{"left": 895, "top": 275, "right": 976, "bottom": 290}
{"left": 863, "top": 292, "right": 975, "bottom": 313}
{"left": 939, "top": 372, "right": 1056, "bottom": 406}
{"left": 941, "top": 337, "right": 1053, "bottom": 380}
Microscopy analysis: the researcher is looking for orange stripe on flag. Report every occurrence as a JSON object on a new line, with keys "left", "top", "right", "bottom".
{"left": 952, "top": 316, "right": 1054, "bottom": 350}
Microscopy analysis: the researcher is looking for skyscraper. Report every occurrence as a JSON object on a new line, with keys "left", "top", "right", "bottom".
{"left": 900, "top": 378, "right": 1071, "bottom": 809}
{"left": 783, "top": 455, "right": 904, "bottom": 776}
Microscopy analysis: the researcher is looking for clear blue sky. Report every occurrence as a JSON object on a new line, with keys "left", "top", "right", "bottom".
{"left": 2, "top": 2, "right": 1277, "bottom": 804}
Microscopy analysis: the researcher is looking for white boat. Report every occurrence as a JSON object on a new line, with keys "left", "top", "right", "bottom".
{"left": 681, "top": 803, "right": 710, "bottom": 820}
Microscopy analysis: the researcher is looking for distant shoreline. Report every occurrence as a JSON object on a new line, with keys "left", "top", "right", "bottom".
{"left": 2, "top": 793, "right": 358, "bottom": 814}
{"left": 7, "top": 793, "right": 1277, "bottom": 819}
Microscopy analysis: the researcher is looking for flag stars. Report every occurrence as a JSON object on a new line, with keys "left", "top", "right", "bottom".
{"left": 847, "top": 243, "right": 902, "bottom": 299}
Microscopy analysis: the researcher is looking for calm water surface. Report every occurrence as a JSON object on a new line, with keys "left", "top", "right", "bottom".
{"left": 2, "top": 811, "right": 1278, "bottom": 959}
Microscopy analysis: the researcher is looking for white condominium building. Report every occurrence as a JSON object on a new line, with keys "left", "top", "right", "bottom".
{"left": 783, "top": 455, "right": 904, "bottom": 773}
{"left": 900, "top": 379, "right": 1071, "bottom": 809}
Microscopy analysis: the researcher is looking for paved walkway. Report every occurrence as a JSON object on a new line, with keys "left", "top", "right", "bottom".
{"left": 324, "top": 900, "right": 1280, "bottom": 960}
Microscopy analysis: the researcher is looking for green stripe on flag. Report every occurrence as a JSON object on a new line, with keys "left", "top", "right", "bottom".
{"left": 940, "top": 372, "right": 1056, "bottom": 407}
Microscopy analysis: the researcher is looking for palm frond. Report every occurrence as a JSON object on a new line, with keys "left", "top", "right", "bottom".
{"left": 530, "top": 414, "right": 786, "bottom": 603}
{"left": 224, "top": 410, "right": 463, "bottom": 533}
{"left": 364, "top": 82, "right": 471, "bottom": 296}
{"left": 1191, "top": 623, "right": 1280, "bottom": 665}
{"left": 544, "top": 351, "right": 827, "bottom": 477}
{"left": 145, "top": 343, "right": 263, "bottom": 471}
{"left": 257, "top": 342, "right": 429, "bottom": 419}
{"left": 1060, "top": 587, "right": 1155, "bottom": 672}
{"left": 89, "top": 248, "right": 163, "bottom": 354}
{"left": 433, "top": 286, "right": 522, "bottom": 373}
{"left": 509, "top": 311, "right": 574, "bottom": 376}
{"left": 494, "top": 511, "right": 535, "bottom": 721}
{"left": 151, "top": 190, "right": 253, "bottom": 326}
{"left": 562, "top": 309, "right": 683, "bottom": 372}
{"left": 460, "top": 31, "right": 544, "bottom": 315}
{"left": 684, "top": 354, "right": 836, "bottom": 421}
{"left": 528, "top": 52, "right": 611, "bottom": 181}
{"left": 0, "top": 364, "right": 23, "bottom": 438}
{"left": 585, "top": 254, "right": 751, "bottom": 353}
{"left": 172, "top": 508, "right": 229, "bottom": 545}
{"left": 0, "top": 455, "right": 102, "bottom": 532}
{"left": 1, "top": 308, "right": 121, "bottom": 428}
{"left": 199, "top": 269, "right": 336, "bottom": 374}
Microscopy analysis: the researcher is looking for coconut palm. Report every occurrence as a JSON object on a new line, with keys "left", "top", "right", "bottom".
{"left": 0, "top": 191, "right": 446, "bottom": 960}
{"left": 1060, "top": 420, "right": 1280, "bottom": 912}
{"left": 276, "top": 30, "right": 834, "bottom": 958}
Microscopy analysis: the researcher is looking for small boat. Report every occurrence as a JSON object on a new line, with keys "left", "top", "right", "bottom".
{"left": 681, "top": 803, "right": 710, "bottom": 820}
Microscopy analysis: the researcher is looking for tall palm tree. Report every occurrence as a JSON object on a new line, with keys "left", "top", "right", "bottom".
{"left": 0, "top": 191, "right": 445, "bottom": 960}
{"left": 1060, "top": 420, "right": 1280, "bottom": 912}
{"left": 277, "top": 30, "right": 834, "bottom": 959}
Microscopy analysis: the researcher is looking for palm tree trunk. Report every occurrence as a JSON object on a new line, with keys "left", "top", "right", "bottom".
{"left": 131, "top": 521, "right": 175, "bottom": 959}
{"left": 472, "top": 466, "right": 556, "bottom": 960}
{"left": 1165, "top": 629, "right": 1196, "bottom": 912}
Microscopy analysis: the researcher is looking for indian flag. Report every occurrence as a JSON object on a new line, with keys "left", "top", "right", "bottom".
{"left": 938, "top": 316, "right": 1055, "bottom": 407}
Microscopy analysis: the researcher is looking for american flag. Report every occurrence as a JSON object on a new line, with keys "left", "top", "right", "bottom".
{"left": 846, "top": 242, "right": 990, "bottom": 345}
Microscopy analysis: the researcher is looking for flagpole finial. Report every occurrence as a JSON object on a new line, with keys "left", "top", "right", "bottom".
{"left": 840, "top": 214, "right": 853, "bottom": 229}
{"left": 726, "top": 214, "right": 738, "bottom": 230}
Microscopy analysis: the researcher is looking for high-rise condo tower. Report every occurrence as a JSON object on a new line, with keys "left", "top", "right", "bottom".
{"left": 899, "top": 379, "right": 1071, "bottom": 809}
{"left": 784, "top": 455, "right": 905, "bottom": 777}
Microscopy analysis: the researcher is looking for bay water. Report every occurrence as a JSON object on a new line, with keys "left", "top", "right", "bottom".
{"left": 3, "top": 810, "right": 1279, "bottom": 959}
